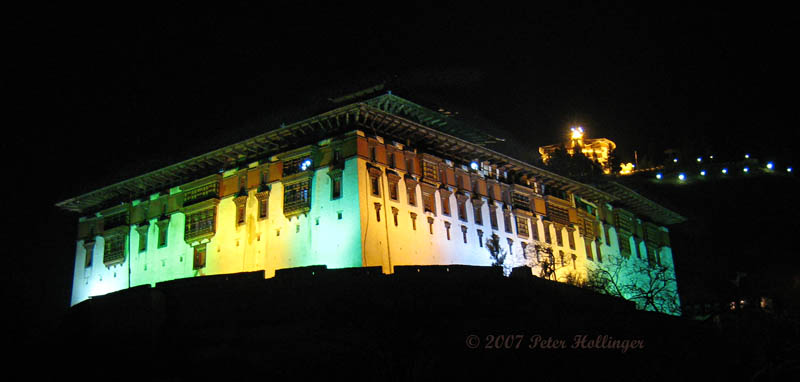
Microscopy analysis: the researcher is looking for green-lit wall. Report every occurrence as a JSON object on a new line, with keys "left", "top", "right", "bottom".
{"left": 71, "top": 156, "right": 362, "bottom": 306}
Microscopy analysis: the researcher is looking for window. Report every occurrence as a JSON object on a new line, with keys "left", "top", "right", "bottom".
{"left": 157, "top": 218, "right": 169, "bottom": 248}
{"left": 370, "top": 147, "right": 377, "bottom": 162}
{"left": 472, "top": 200, "right": 483, "bottom": 225}
{"left": 83, "top": 241, "right": 94, "bottom": 268}
{"left": 516, "top": 216, "right": 529, "bottom": 237}
{"left": 531, "top": 219, "right": 539, "bottom": 241}
{"left": 428, "top": 217, "right": 435, "bottom": 234}
{"left": 371, "top": 176, "right": 380, "bottom": 196}
{"left": 284, "top": 179, "right": 311, "bottom": 216}
{"left": 184, "top": 182, "right": 219, "bottom": 206}
{"left": 547, "top": 203, "right": 570, "bottom": 226}
{"left": 136, "top": 224, "right": 149, "bottom": 253}
{"left": 604, "top": 224, "right": 612, "bottom": 245}
{"left": 422, "top": 191, "right": 435, "bottom": 214}
{"left": 374, "top": 203, "right": 382, "bottom": 222}
{"left": 283, "top": 157, "right": 312, "bottom": 177}
{"left": 193, "top": 244, "right": 206, "bottom": 270}
{"left": 457, "top": 195, "right": 468, "bottom": 222}
{"left": 555, "top": 226, "right": 563, "bottom": 247}
{"left": 461, "top": 225, "right": 468, "bottom": 243}
{"left": 559, "top": 250, "right": 565, "bottom": 267}
{"left": 392, "top": 207, "right": 399, "bottom": 226}
{"left": 407, "top": 183, "right": 417, "bottom": 206}
{"left": 596, "top": 242, "right": 603, "bottom": 262}
{"left": 568, "top": 229, "right": 576, "bottom": 250}
{"left": 503, "top": 210, "right": 512, "bottom": 234}
{"left": 104, "top": 213, "right": 129, "bottom": 231}
{"left": 410, "top": 212, "right": 417, "bottom": 230}
{"left": 389, "top": 181, "right": 398, "bottom": 201}
{"left": 618, "top": 233, "right": 632, "bottom": 257}
{"left": 331, "top": 176, "right": 342, "bottom": 200}
{"left": 422, "top": 160, "right": 438, "bottom": 182}
{"left": 257, "top": 194, "right": 269, "bottom": 219}
{"left": 440, "top": 190, "right": 451, "bottom": 216}
{"left": 389, "top": 152, "right": 396, "bottom": 168}
{"left": 585, "top": 240, "right": 594, "bottom": 261}
{"left": 237, "top": 204, "right": 245, "bottom": 225}
{"left": 444, "top": 221, "right": 451, "bottom": 240}
{"left": 489, "top": 205, "right": 499, "bottom": 230}
{"left": 185, "top": 208, "right": 216, "bottom": 242}
{"left": 512, "top": 192, "right": 531, "bottom": 211}
{"left": 103, "top": 234, "right": 125, "bottom": 266}
{"left": 234, "top": 196, "right": 247, "bottom": 226}
{"left": 477, "top": 229, "right": 484, "bottom": 247}
{"left": 544, "top": 223, "right": 552, "bottom": 244}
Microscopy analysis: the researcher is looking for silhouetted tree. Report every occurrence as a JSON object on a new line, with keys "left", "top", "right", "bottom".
{"left": 486, "top": 233, "right": 506, "bottom": 268}
{"left": 522, "top": 242, "right": 573, "bottom": 281}
{"left": 585, "top": 255, "right": 681, "bottom": 315}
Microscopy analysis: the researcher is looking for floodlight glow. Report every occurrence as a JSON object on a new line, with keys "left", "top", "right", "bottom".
{"left": 722, "top": 168, "right": 728, "bottom": 174}
{"left": 700, "top": 170, "right": 706, "bottom": 176}
{"left": 745, "top": 154, "right": 750, "bottom": 159}
{"left": 743, "top": 167, "right": 749, "bottom": 173}
{"left": 697, "top": 157, "right": 702, "bottom": 163}
{"left": 678, "top": 173, "right": 686, "bottom": 181}
{"left": 300, "top": 158, "right": 312, "bottom": 171}
{"left": 673, "top": 158, "right": 678, "bottom": 163}
{"left": 788, "top": 167, "right": 793, "bottom": 173}
{"left": 766, "top": 162, "right": 774, "bottom": 170}
{"left": 470, "top": 161, "right": 479, "bottom": 171}
{"left": 570, "top": 126, "right": 584, "bottom": 139}
{"left": 656, "top": 173, "right": 662, "bottom": 179}
{"left": 710, "top": 155, "right": 714, "bottom": 159}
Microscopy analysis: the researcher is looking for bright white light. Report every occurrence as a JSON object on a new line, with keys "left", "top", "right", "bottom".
{"left": 788, "top": 167, "right": 793, "bottom": 173}
{"left": 470, "top": 161, "right": 479, "bottom": 171}
{"left": 656, "top": 173, "right": 662, "bottom": 180}
{"left": 697, "top": 157, "right": 702, "bottom": 163}
{"left": 700, "top": 170, "right": 706, "bottom": 176}
{"left": 570, "top": 126, "right": 584, "bottom": 139}
{"left": 678, "top": 173, "right": 686, "bottom": 181}
{"left": 673, "top": 158, "right": 678, "bottom": 163}
{"left": 710, "top": 155, "right": 714, "bottom": 159}
{"left": 300, "top": 158, "right": 312, "bottom": 171}
{"left": 743, "top": 167, "right": 749, "bottom": 173}
{"left": 745, "top": 154, "right": 750, "bottom": 159}
{"left": 722, "top": 168, "right": 728, "bottom": 174}
{"left": 766, "top": 162, "right": 774, "bottom": 170}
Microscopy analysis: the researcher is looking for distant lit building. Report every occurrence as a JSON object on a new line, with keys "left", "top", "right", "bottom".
{"left": 57, "top": 93, "right": 684, "bottom": 314}
{"left": 539, "top": 126, "right": 617, "bottom": 174}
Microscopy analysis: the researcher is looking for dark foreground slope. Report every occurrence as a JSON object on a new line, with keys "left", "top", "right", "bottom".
{"left": 51, "top": 266, "right": 739, "bottom": 381}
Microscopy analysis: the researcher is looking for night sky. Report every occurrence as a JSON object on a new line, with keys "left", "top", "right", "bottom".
{"left": 6, "top": 2, "right": 800, "bottom": 347}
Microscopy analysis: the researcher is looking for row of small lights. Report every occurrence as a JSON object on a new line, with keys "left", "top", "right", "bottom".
{"left": 672, "top": 153, "right": 754, "bottom": 164}
{"left": 656, "top": 160, "right": 793, "bottom": 180}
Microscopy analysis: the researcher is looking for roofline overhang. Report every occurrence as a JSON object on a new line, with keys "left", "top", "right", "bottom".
{"left": 56, "top": 94, "right": 684, "bottom": 226}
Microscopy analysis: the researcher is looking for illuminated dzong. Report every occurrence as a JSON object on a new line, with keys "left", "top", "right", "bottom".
{"left": 57, "top": 93, "right": 684, "bottom": 314}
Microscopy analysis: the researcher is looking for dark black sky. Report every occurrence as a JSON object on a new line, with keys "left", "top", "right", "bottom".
{"left": 13, "top": 3, "right": 799, "bottom": 199}
{"left": 6, "top": 2, "right": 800, "bottom": 345}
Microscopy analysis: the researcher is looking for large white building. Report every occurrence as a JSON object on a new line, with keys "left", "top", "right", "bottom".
{"left": 57, "top": 93, "right": 685, "bottom": 314}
